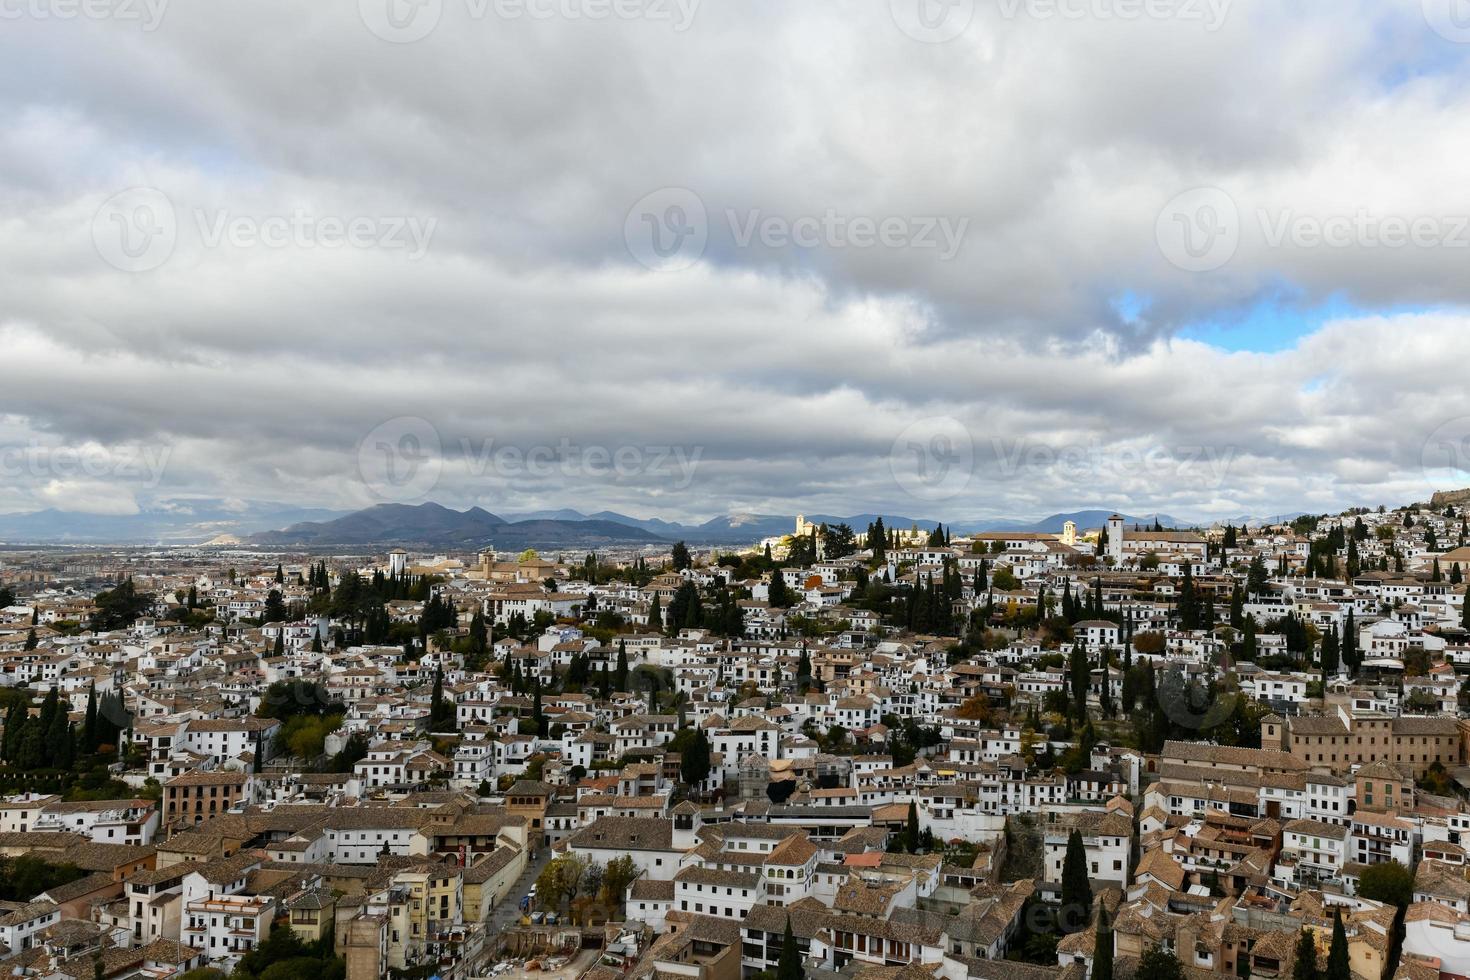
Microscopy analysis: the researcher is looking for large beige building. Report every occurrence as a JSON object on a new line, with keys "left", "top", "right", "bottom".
{"left": 1265, "top": 706, "right": 1462, "bottom": 778}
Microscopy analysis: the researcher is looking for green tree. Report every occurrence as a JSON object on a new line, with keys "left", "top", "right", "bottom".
{"left": 83, "top": 684, "right": 98, "bottom": 752}
{"left": 671, "top": 541, "right": 692, "bottom": 571}
{"left": 1325, "top": 910, "right": 1350, "bottom": 980}
{"left": 430, "top": 665, "right": 455, "bottom": 730}
{"left": 680, "top": 727, "right": 711, "bottom": 788}
{"left": 768, "top": 570, "right": 792, "bottom": 608}
{"left": 667, "top": 582, "right": 703, "bottom": 632}
{"left": 1137, "top": 944, "right": 1184, "bottom": 980}
{"left": 824, "top": 523, "right": 857, "bottom": 559}
{"left": 1092, "top": 905, "right": 1114, "bottom": 980}
{"left": 777, "top": 916, "right": 804, "bottom": 980}
{"left": 1292, "top": 928, "right": 1318, "bottom": 980}
{"left": 1059, "top": 829, "right": 1092, "bottom": 934}
{"left": 603, "top": 854, "right": 639, "bottom": 904}
{"left": 904, "top": 801, "right": 919, "bottom": 853}
{"left": 89, "top": 578, "right": 152, "bottom": 631}
{"left": 1357, "top": 860, "right": 1412, "bottom": 908}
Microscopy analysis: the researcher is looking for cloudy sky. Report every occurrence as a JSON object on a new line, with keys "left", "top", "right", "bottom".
{"left": 3, "top": 0, "right": 1470, "bottom": 526}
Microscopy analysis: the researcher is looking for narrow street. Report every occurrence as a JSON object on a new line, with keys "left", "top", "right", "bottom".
{"left": 485, "top": 846, "right": 555, "bottom": 942}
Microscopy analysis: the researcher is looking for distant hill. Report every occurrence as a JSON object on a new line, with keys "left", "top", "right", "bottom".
{"left": 0, "top": 498, "right": 1269, "bottom": 548}
{"left": 1431, "top": 488, "right": 1470, "bottom": 509}
{"left": 959, "top": 510, "right": 1193, "bottom": 534}
{"left": 247, "top": 503, "right": 667, "bottom": 549}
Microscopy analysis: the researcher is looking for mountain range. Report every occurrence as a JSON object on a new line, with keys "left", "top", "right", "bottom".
{"left": 0, "top": 500, "right": 1270, "bottom": 549}
{"left": 242, "top": 504, "right": 1207, "bottom": 550}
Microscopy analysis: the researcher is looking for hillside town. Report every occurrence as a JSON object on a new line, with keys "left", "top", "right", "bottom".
{"left": 0, "top": 494, "right": 1469, "bottom": 980}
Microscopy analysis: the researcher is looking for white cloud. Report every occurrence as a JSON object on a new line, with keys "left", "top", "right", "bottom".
{"left": 36, "top": 480, "right": 140, "bottom": 516}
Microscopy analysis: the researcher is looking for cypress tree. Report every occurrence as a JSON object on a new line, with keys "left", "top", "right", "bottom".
{"left": 905, "top": 801, "right": 919, "bottom": 853}
{"left": 2, "top": 702, "right": 24, "bottom": 764}
{"left": 1325, "top": 910, "right": 1350, "bottom": 980}
{"left": 680, "top": 727, "right": 711, "bottom": 787}
{"left": 1092, "top": 905, "right": 1114, "bottom": 980}
{"left": 768, "top": 571, "right": 791, "bottom": 608}
{"left": 83, "top": 684, "right": 98, "bottom": 752}
{"left": 1060, "top": 829, "right": 1093, "bottom": 934}
{"left": 1292, "top": 928, "right": 1318, "bottom": 980}
{"left": 1343, "top": 610, "right": 1359, "bottom": 675}
{"left": 777, "top": 916, "right": 804, "bottom": 980}
{"left": 431, "top": 665, "right": 449, "bottom": 730}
